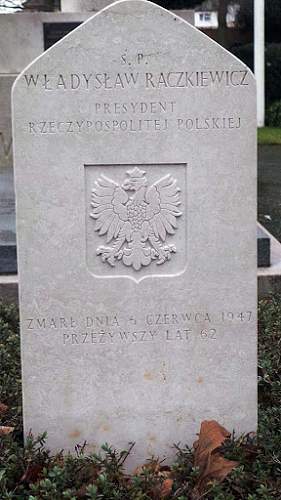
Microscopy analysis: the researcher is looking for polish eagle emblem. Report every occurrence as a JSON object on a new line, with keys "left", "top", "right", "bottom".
{"left": 90, "top": 167, "right": 182, "bottom": 271}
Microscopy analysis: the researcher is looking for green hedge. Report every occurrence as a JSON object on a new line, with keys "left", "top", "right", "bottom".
{"left": 266, "top": 101, "right": 281, "bottom": 127}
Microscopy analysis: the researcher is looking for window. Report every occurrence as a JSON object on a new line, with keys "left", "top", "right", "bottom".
{"left": 198, "top": 12, "right": 211, "bottom": 23}
{"left": 43, "top": 23, "right": 82, "bottom": 50}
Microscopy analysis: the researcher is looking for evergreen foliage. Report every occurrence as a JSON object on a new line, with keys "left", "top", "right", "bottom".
{"left": 0, "top": 298, "right": 281, "bottom": 498}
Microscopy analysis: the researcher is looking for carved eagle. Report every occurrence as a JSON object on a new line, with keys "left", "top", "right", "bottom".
{"left": 90, "top": 167, "right": 182, "bottom": 270}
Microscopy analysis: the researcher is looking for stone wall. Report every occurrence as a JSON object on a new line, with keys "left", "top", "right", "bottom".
{"left": 0, "top": 12, "right": 92, "bottom": 255}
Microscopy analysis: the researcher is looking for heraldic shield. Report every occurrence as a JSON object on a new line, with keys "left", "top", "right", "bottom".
{"left": 85, "top": 164, "right": 187, "bottom": 282}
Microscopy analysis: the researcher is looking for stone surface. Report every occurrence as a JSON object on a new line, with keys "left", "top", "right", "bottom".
{"left": 0, "top": 11, "right": 194, "bottom": 74}
{"left": 61, "top": 0, "right": 113, "bottom": 11}
{"left": 0, "top": 75, "right": 16, "bottom": 169}
{"left": 0, "top": 14, "right": 43, "bottom": 74}
{"left": 0, "top": 13, "right": 91, "bottom": 74}
{"left": 0, "top": 8, "right": 194, "bottom": 274}
{"left": 3, "top": 273, "right": 275, "bottom": 303}
{"left": 173, "top": 9, "right": 194, "bottom": 25}
{"left": 13, "top": 0, "right": 257, "bottom": 469}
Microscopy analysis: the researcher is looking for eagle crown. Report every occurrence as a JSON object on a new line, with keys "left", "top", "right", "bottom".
{"left": 122, "top": 167, "right": 148, "bottom": 194}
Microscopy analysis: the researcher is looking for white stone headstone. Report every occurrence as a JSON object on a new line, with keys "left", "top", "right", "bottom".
{"left": 13, "top": 0, "right": 256, "bottom": 469}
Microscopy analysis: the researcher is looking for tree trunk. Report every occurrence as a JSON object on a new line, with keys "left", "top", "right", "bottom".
{"left": 217, "top": 0, "right": 229, "bottom": 48}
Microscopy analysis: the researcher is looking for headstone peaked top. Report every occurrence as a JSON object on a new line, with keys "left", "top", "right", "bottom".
{"left": 13, "top": 0, "right": 256, "bottom": 469}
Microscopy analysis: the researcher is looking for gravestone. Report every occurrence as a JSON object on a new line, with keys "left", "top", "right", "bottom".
{"left": 0, "top": 75, "right": 17, "bottom": 273}
{"left": 13, "top": 0, "right": 256, "bottom": 469}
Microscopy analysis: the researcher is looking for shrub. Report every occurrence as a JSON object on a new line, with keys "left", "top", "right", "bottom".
{"left": 0, "top": 303, "right": 22, "bottom": 432}
{"left": 266, "top": 100, "right": 281, "bottom": 127}
{"left": 0, "top": 299, "right": 281, "bottom": 498}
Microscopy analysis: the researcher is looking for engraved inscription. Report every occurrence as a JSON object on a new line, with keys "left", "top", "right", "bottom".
{"left": 62, "top": 328, "right": 197, "bottom": 345}
{"left": 23, "top": 69, "right": 250, "bottom": 91}
{"left": 25, "top": 310, "right": 253, "bottom": 331}
{"left": 23, "top": 59, "right": 248, "bottom": 138}
{"left": 27, "top": 114, "right": 241, "bottom": 135}
{"left": 24, "top": 309, "right": 254, "bottom": 347}
{"left": 90, "top": 167, "right": 182, "bottom": 270}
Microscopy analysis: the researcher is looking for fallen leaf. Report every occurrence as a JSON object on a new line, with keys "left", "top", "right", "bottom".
{"left": 160, "top": 477, "right": 173, "bottom": 498}
{"left": 151, "top": 472, "right": 174, "bottom": 499}
{"left": 0, "top": 426, "right": 14, "bottom": 436}
{"left": 0, "top": 403, "right": 8, "bottom": 416}
{"left": 196, "top": 452, "right": 238, "bottom": 492}
{"left": 192, "top": 420, "right": 238, "bottom": 495}
{"left": 194, "top": 420, "right": 231, "bottom": 468}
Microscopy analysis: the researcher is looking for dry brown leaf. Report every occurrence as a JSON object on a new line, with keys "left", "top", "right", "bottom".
{"left": 196, "top": 452, "right": 238, "bottom": 492}
{"left": 20, "top": 463, "right": 43, "bottom": 484}
{"left": 159, "top": 478, "right": 173, "bottom": 498}
{"left": 151, "top": 473, "right": 174, "bottom": 499}
{"left": 0, "top": 425, "right": 14, "bottom": 435}
{"left": 194, "top": 420, "right": 231, "bottom": 468}
{"left": 192, "top": 420, "right": 238, "bottom": 495}
{"left": 0, "top": 402, "right": 8, "bottom": 416}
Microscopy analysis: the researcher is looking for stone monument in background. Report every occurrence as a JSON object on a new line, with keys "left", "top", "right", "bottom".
{"left": 61, "top": 0, "right": 113, "bottom": 11}
{"left": 13, "top": 0, "right": 256, "bottom": 469}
